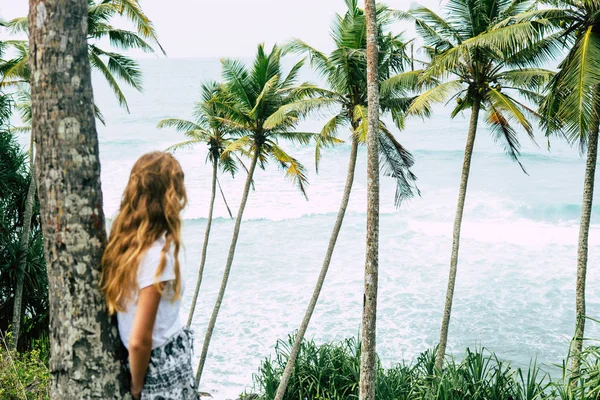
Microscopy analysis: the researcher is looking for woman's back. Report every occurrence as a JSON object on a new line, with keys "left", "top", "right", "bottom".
{"left": 117, "top": 236, "right": 183, "bottom": 350}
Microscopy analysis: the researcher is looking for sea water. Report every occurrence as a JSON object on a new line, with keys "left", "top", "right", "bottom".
{"left": 92, "top": 58, "right": 599, "bottom": 398}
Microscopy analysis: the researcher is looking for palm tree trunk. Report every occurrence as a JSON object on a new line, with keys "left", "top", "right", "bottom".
{"left": 217, "top": 177, "right": 234, "bottom": 219}
{"left": 360, "top": 1, "right": 380, "bottom": 399}
{"left": 435, "top": 97, "right": 481, "bottom": 371}
{"left": 571, "top": 114, "right": 599, "bottom": 376}
{"left": 187, "top": 160, "right": 219, "bottom": 327}
{"left": 195, "top": 150, "right": 260, "bottom": 388}
{"left": 274, "top": 137, "right": 359, "bottom": 400}
{"left": 28, "top": 0, "right": 127, "bottom": 396}
{"left": 10, "top": 159, "right": 36, "bottom": 351}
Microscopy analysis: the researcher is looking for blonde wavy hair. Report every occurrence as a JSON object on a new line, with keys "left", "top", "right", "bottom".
{"left": 101, "top": 151, "right": 187, "bottom": 315}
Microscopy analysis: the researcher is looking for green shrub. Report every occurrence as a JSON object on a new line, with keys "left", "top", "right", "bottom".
{"left": 245, "top": 335, "right": 553, "bottom": 400}
{"left": 0, "top": 334, "right": 50, "bottom": 400}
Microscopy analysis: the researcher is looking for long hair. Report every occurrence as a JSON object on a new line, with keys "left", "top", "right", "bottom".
{"left": 101, "top": 151, "right": 187, "bottom": 315}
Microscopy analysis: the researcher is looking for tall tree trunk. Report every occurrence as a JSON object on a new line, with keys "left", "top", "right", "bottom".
{"left": 435, "top": 97, "right": 481, "bottom": 371}
{"left": 360, "top": 1, "right": 380, "bottom": 399}
{"left": 10, "top": 143, "right": 36, "bottom": 351}
{"left": 10, "top": 158, "right": 36, "bottom": 351}
{"left": 217, "top": 176, "right": 234, "bottom": 219}
{"left": 274, "top": 137, "right": 359, "bottom": 400}
{"left": 195, "top": 150, "right": 260, "bottom": 388}
{"left": 187, "top": 160, "right": 218, "bottom": 327}
{"left": 28, "top": 0, "right": 127, "bottom": 397}
{"left": 571, "top": 114, "right": 599, "bottom": 376}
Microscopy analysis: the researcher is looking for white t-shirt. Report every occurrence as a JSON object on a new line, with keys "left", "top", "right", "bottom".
{"left": 117, "top": 237, "right": 183, "bottom": 350}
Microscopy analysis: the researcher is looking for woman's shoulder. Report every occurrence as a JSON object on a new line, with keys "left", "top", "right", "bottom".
{"left": 137, "top": 237, "right": 175, "bottom": 287}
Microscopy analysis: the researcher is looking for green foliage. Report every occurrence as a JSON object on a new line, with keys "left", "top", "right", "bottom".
{"left": 536, "top": 0, "right": 600, "bottom": 147}
{"left": 408, "top": 0, "right": 555, "bottom": 172}
{"left": 0, "top": 131, "right": 47, "bottom": 349}
{"left": 246, "top": 335, "right": 559, "bottom": 400}
{"left": 1, "top": 0, "right": 163, "bottom": 113}
{"left": 158, "top": 81, "right": 239, "bottom": 176}
{"left": 286, "top": 1, "right": 420, "bottom": 206}
{"left": 0, "top": 333, "right": 50, "bottom": 400}
{"left": 214, "top": 44, "right": 318, "bottom": 196}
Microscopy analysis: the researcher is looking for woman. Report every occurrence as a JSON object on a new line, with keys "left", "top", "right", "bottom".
{"left": 101, "top": 152, "right": 198, "bottom": 399}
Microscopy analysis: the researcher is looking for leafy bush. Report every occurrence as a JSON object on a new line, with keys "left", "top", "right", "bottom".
{"left": 0, "top": 333, "right": 50, "bottom": 400}
{"left": 0, "top": 130, "right": 47, "bottom": 349}
{"left": 245, "top": 335, "right": 556, "bottom": 400}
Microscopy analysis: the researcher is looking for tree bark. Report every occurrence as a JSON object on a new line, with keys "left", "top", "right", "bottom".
{"left": 10, "top": 155, "right": 36, "bottom": 351}
{"left": 360, "top": 1, "right": 380, "bottom": 399}
{"left": 435, "top": 97, "right": 481, "bottom": 371}
{"left": 195, "top": 150, "right": 260, "bottom": 388}
{"left": 274, "top": 137, "right": 359, "bottom": 400}
{"left": 571, "top": 113, "right": 599, "bottom": 376}
{"left": 28, "top": 0, "right": 128, "bottom": 397}
{"left": 187, "top": 159, "right": 218, "bottom": 327}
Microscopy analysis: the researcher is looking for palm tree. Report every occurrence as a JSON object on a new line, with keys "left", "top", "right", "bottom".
{"left": 406, "top": 0, "right": 553, "bottom": 370}
{"left": 157, "top": 81, "right": 238, "bottom": 327}
{"left": 194, "top": 43, "right": 317, "bottom": 388}
{"left": 2, "top": 0, "right": 164, "bottom": 112}
{"left": 529, "top": 0, "right": 600, "bottom": 376}
{"left": 29, "top": 0, "right": 127, "bottom": 395}
{"left": 1, "top": 1, "right": 160, "bottom": 348}
{"left": 360, "top": 0, "right": 380, "bottom": 398}
{"left": 273, "top": 2, "right": 420, "bottom": 397}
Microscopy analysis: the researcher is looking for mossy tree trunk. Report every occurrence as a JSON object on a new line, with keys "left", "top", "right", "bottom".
{"left": 28, "top": 0, "right": 128, "bottom": 397}
{"left": 10, "top": 153, "right": 36, "bottom": 351}
{"left": 360, "top": 1, "right": 380, "bottom": 399}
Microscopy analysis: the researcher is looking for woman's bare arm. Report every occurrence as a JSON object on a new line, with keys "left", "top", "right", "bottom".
{"left": 128, "top": 285, "right": 162, "bottom": 399}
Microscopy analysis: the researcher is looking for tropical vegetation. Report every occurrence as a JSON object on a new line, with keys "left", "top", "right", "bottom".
{"left": 193, "top": 43, "right": 329, "bottom": 387}
{"left": 157, "top": 81, "right": 238, "bottom": 327}
{"left": 404, "top": 0, "right": 555, "bottom": 370}
{"left": 247, "top": 334, "right": 600, "bottom": 400}
{"left": 2, "top": 0, "right": 600, "bottom": 398}
{"left": 274, "top": 2, "right": 420, "bottom": 395}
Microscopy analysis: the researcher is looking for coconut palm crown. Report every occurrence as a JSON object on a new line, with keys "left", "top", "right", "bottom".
{"left": 283, "top": 0, "right": 421, "bottom": 205}
{"left": 1, "top": 0, "right": 164, "bottom": 112}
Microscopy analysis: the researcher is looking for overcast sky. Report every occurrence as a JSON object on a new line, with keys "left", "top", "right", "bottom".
{"left": 0, "top": 0, "right": 444, "bottom": 58}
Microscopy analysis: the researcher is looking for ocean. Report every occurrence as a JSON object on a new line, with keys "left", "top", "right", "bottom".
{"left": 92, "top": 58, "right": 600, "bottom": 398}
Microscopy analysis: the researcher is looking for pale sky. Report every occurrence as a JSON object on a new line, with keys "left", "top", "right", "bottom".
{"left": 0, "top": 0, "right": 444, "bottom": 58}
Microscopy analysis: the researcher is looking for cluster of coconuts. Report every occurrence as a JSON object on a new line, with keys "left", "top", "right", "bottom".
{"left": 456, "top": 79, "right": 502, "bottom": 104}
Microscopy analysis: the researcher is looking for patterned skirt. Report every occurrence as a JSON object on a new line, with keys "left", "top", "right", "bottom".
{"left": 138, "top": 328, "right": 200, "bottom": 400}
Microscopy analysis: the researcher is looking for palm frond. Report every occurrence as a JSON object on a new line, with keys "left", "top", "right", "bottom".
{"left": 157, "top": 118, "right": 203, "bottom": 132}
{"left": 89, "top": 48, "right": 130, "bottom": 111}
{"left": 378, "top": 124, "right": 419, "bottom": 207}
{"left": 407, "top": 80, "right": 463, "bottom": 118}
{"left": 267, "top": 142, "right": 309, "bottom": 198}
{"left": 486, "top": 105, "right": 528, "bottom": 173}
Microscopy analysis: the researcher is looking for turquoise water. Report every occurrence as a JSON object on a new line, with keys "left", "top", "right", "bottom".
{"left": 94, "top": 58, "right": 600, "bottom": 398}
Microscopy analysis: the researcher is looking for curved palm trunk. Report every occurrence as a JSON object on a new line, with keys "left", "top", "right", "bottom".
{"left": 187, "top": 160, "right": 218, "bottom": 327}
{"left": 360, "top": 1, "right": 380, "bottom": 398}
{"left": 274, "top": 138, "right": 359, "bottom": 400}
{"left": 217, "top": 177, "right": 234, "bottom": 219}
{"left": 195, "top": 150, "right": 260, "bottom": 388}
{"left": 571, "top": 116, "right": 599, "bottom": 376}
{"left": 435, "top": 98, "right": 481, "bottom": 371}
{"left": 10, "top": 160, "right": 36, "bottom": 350}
